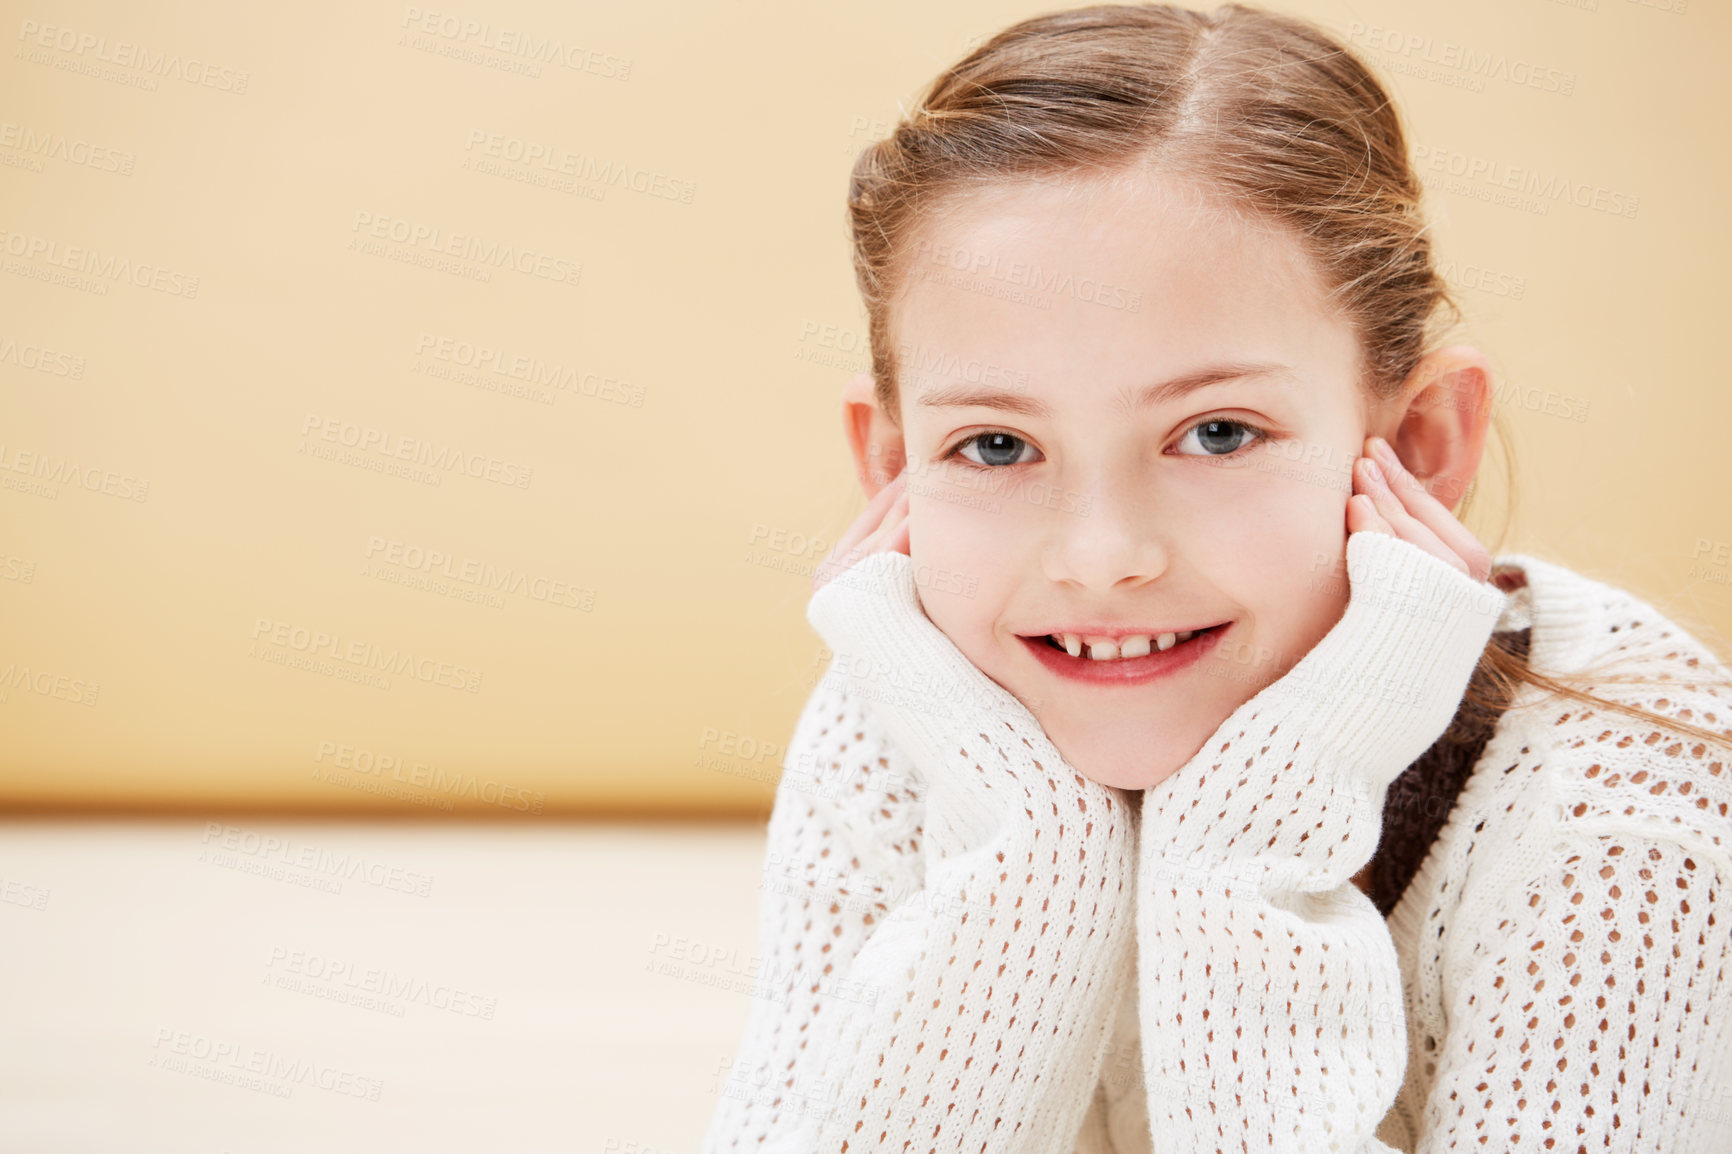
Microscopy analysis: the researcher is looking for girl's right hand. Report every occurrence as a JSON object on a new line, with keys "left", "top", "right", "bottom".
{"left": 811, "top": 470, "right": 910, "bottom": 596}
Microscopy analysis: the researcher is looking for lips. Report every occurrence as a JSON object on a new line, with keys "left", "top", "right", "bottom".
{"left": 1016, "top": 622, "right": 1230, "bottom": 686}
{"left": 1035, "top": 626, "right": 1224, "bottom": 660}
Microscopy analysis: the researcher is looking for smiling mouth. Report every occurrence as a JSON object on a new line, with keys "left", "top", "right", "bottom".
{"left": 1014, "top": 622, "right": 1231, "bottom": 684}
{"left": 1023, "top": 624, "right": 1231, "bottom": 661}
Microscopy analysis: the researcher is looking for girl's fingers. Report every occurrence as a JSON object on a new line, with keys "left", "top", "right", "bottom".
{"left": 813, "top": 477, "right": 911, "bottom": 594}
{"left": 882, "top": 515, "right": 912, "bottom": 557}
{"left": 1345, "top": 491, "right": 1394, "bottom": 538}
{"left": 831, "top": 471, "right": 907, "bottom": 559}
{"left": 878, "top": 488, "right": 912, "bottom": 555}
{"left": 1353, "top": 456, "right": 1469, "bottom": 577}
{"left": 857, "top": 488, "right": 912, "bottom": 558}
{"left": 1365, "top": 438, "right": 1492, "bottom": 582}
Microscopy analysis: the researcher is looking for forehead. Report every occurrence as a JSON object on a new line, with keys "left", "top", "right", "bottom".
{"left": 890, "top": 173, "right": 1358, "bottom": 415}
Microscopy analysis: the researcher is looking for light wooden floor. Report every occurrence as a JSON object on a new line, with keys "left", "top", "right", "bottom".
{"left": 0, "top": 818, "right": 768, "bottom": 1153}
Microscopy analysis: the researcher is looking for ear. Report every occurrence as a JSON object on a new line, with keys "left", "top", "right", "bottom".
{"left": 842, "top": 371, "right": 907, "bottom": 498}
{"left": 1375, "top": 345, "right": 1492, "bottom": 514}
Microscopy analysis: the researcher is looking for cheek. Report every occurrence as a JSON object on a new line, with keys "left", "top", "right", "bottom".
{"left": 906, "top": 490, "right": 1024, "bottom": 652}
{"left": 906, "top": 482, "right": 1030, "bottom": 570}
{"left": 1228, "top": 476, "right": 1353, "bottom": 664}
{"left": 1171, "top": 458, "right": 1348, "bottom": 565}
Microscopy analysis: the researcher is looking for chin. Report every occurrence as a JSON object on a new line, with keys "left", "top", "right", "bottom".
{"left": 1062, "top": 746, "right": 1186, "bottom": 793}
{"left": 1037, "top": 714, "right": 1203, "bottom": 793}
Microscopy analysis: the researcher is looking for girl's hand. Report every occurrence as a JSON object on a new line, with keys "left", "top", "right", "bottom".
{"left": 1347, "top": 435, "right": 1492, "bottom": 584}
{"left": 811, "top": 470, "right": 911, "bottom": 595}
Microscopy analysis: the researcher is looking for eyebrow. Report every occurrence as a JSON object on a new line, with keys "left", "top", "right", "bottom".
{"left": 913, "top": 361, "right": 1295, "bottom": 419}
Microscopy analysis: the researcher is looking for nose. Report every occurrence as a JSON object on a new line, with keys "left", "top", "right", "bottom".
{"left": 1040, "top": 466, "right": 1170, "bottom": 592}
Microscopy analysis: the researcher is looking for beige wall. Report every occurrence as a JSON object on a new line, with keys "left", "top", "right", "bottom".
{"left": 3, "top": 0, "right": 1727, "bottom": 815}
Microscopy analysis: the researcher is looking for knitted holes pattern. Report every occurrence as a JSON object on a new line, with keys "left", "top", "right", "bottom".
{"left": 706, "top": 675, "right": 925, "bottom": 1150}
{"left": 1138, "top": 709, "right": 1407, "bottom": 1153}
{"left": 825, "top": 716, "right": 1137, "bottom": 1153}
{"left": 1406, "top": 598, "right": 1732, "bottom": 1152}
{"left": 1550, "top": 597, "right": 1732, "bottom": 846}
{"left": 1422, "top": 834, "right": 1732, "bottom": 1153}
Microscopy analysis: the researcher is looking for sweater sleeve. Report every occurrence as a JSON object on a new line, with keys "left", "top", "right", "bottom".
{"left": 701, "top": 666, "right": 929, "bottom": 1151}
{"left": 1134, "top": 529, "right": 1509, "bottom": 1153}
{"left": 1413, "top": 825, "right": 1732, "bottom": 1152}
{"left": 793, "top": 551, "right": 1141, "bottom": 1153}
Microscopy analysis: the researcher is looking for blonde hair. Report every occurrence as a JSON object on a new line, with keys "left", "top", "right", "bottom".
{"left": 844, "top": 1, "right": 1732, "bottom": 754}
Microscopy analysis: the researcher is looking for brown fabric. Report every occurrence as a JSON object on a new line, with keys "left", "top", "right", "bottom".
{"left": 1367, "top": 624, "right": 1533, "bottom": 919}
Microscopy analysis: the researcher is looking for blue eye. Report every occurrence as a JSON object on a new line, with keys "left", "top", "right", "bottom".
{"left": 1175, "top": 419, "right": 1266, "bottom": 457}
{"left": 943, "top": 420, "right": 1270, "bottom": 468}
{"left": 947, "top": 432, "right": 1040, "bottom": 469}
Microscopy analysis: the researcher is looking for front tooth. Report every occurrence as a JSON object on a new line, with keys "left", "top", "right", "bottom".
{"left": 1062, "top": 633, "right": 1082, "bottom": 658}
{"left": 1174, "top": 630, "right": 1194, "bottom": 643}
{"left": 1155, "top": 632, "right": 1177, "bottom": 651}
{"left": 1117, "top": 635, "right": 1151, "bottom": 659}
{"left": 1083, "top": 636, "right": 1118, "bottom": 661}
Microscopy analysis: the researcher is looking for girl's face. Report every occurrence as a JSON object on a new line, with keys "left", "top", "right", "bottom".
{"left": 890, "top": 173, "right": 1389, "bottom": 791}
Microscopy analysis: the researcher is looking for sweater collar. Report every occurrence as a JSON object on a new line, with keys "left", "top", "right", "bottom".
{"left": 1487, "top": 551, "right": 1622, "bottom": 677}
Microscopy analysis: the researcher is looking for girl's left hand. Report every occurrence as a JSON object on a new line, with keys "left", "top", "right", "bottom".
{"left": 1347, "top": 435, "right": 1492, "bottom": 584}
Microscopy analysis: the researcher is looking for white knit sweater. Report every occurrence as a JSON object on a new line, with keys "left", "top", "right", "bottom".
{"left": 702, "top": 530, "right": 1732, "bottom": 1153}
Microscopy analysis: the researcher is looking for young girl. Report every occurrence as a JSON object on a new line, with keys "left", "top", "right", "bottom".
{"left": 704, "top": 4, "right": 1732, "bottom": 1151}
